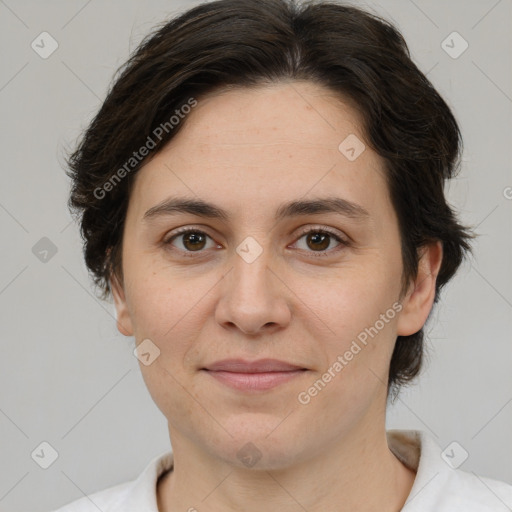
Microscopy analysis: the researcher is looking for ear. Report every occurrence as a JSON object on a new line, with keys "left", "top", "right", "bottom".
{"left": 110, "top": 273, "right": 134, "bottom": 337}
{"left": 397, "top": 241, "right": 443, "bottom": 337}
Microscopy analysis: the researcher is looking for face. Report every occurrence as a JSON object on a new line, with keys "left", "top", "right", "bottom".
{"left": 112, "top": 81, "right": 439, "bottom": 469}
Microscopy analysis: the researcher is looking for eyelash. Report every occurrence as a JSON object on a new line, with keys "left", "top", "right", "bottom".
{"left": 163, "top": 226, "right": 349, "bottom": 258}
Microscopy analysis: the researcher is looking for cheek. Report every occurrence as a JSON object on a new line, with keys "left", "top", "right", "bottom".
{"left": 125, "top": 261, "right": 204, "bottom": 338}
{"left": 138, "top": 360, "right": 202, "bottom": 442}
{"left": 129, "top": 275, "right": 208, "bottom": 421}
{"left": 126, "top": 268, "right": 222, "bottom": 392}
{"left": 300, "top": 263, "right": 401, "bottom": 336}
{"left": 296, "top": 265, "right": 401, "bottom": 386}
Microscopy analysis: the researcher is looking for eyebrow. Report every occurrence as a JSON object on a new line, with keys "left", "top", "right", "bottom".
{"left": 143, "top": 195, "right": 370, "bottom": 223}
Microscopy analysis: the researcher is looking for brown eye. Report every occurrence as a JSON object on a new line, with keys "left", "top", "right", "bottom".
{"left": 305, "top": 232, "right": 331, "bottom": 251}
{"left": 181, "top": 231, "right": 207, "bottom": 251}
{"left": 165, "top": 229, "right": 215, "bottom": 253}
{"left": 293, "top": 228, "right": 348, "bottom": 257}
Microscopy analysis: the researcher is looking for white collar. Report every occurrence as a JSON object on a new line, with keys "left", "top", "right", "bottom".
{"left": 101, "top": 429, "right": 512, "bottom": 511}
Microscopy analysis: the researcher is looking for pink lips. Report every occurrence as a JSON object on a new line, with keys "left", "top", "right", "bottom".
{"left": 202, "top": 358, "right": 307, "bottom": 391}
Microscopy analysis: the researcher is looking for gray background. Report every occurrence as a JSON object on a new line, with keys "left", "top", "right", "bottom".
{"left": 0, "top": 0, "right": 511, "bottom": 510}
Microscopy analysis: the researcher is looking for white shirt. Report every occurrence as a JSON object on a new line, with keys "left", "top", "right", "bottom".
{"left": 52, "top": 430, "right": 512, "bottom": 511}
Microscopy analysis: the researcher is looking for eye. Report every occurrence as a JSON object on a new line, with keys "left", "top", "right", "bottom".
{"left": 164, "top": 228, "right": 218, "bottom": 254}
{"left": 292, "top": 227, "right": 348, "bottom": 257}
{"left": 163, "top": 226, "right": 349, "bottom": 258}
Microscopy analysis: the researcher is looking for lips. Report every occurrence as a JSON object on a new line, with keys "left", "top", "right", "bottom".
{"left": 202, "top": 359, "right": 308, "bottom": 391}
{"left": 203, "top": 358, "right": 306, "bottom": 373}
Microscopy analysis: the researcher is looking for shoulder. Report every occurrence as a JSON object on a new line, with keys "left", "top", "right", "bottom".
{"left": 50, "top": 450, "right": 174, "bottom": 512}
{"left": 441, "top": 468, "right": 512, "bottom": 509}
{"left": 388, "top": 430, "right": 512, "bottom": 511}
{"left": 51, "top": 481, "right": 132, "bottom": 512}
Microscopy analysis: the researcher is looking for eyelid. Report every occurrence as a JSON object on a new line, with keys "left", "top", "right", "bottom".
{"left": 162, "top": 225, "right": 220, "bottom": 254}
{"left": 289, "top": 225, "right": 349, "bottom": 257}
{"left": 293, "top": 224, "right": 349, "bottom": 244}
{"left": 163, "top": 224, "right": 350, "bottom": 257}
{"left": 163, "top": 224, "right": 216, "bottom": 239}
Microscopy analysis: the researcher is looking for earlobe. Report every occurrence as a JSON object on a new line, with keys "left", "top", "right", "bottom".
{"left": 110, "top": 274, "right": 134, "bottom": 337}
{"left": 396, "top": 241, "right": 443, "bottom": 337}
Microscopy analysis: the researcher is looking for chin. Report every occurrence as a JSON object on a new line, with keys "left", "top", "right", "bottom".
{"left": 212, "top": 422, "right": 305, "bottom": 470}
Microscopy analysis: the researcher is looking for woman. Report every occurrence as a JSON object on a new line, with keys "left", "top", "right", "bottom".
{"left": 54, "top": 0, "right": 512, "bottom": 510}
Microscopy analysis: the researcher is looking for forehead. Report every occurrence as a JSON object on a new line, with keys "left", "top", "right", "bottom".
{"left": 170, "top": 81, "right": 366, "bottom": 154}
{"left": 129, "top": 81, "right": 391, "bottom": 226}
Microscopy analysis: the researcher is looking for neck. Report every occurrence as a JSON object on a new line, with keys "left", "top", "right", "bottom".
{"left": 157, "top": 417, "right": 416, "bottom": 512}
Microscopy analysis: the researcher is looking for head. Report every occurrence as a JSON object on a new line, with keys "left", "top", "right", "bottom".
{"left": 67, "top": 0, "right": 473, "bottom": 468}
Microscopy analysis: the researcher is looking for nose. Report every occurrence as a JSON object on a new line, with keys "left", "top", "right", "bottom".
{"left": 214, "top": 244, "right": 291, "bottom": 336}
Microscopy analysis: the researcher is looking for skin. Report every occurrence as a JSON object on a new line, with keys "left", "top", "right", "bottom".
{"left": 111, "top": 81, "right": 442, "bottom": 512}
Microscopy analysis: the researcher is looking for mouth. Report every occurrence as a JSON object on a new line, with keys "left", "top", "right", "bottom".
{"left": 201, "top": 358, "right": 308, "bottom": 391}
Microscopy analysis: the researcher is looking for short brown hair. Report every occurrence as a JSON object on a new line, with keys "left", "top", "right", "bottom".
{"left": 66, "top": 0, "right": 474, "bottom": 398}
